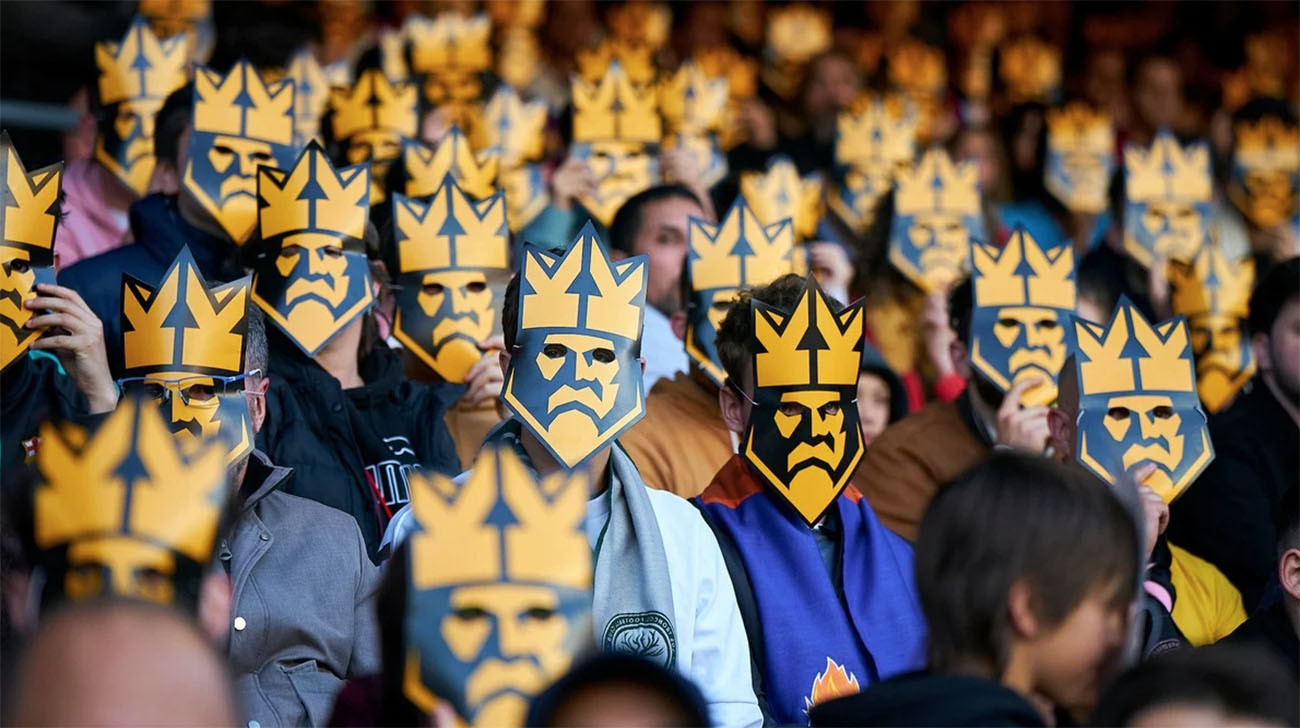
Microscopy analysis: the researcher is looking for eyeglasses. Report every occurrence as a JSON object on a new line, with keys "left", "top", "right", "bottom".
{"left": 116, "top": 369, "right": 263, "bottom": 407}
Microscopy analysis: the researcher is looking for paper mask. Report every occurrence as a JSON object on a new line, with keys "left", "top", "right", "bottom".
{"left": 404, "top": 445, "right": 592, "bottom": 727}
{"left": 328, "top": 68, "right": 419, "bottom": 206}
{"left": 1123, "top": 131, "right": 1213, "bottom": 268}
{"left": 575, "top": 40, "right": 657, "bottom": 86}
{"left": 742, "top": 278, "right": 865, "bottom": 526}
{"left": 137, "top": 0, "right": 213, "bottom": 63}
{"left": 659, "top": 61, "right": 729, "bottom": 189}
{"left": 405, "top": 13, "right": 492, "bottom": 127}
{"left": 502, "top": 225, "right": 648, "bottom": 469}
{"left": 1072, "top": 297, "right": 1214, "bottom": 504}
{"left": 119, "top": 247, "right": 253, "bottom": 464}
{"left": 286, "top": 47, "right": 350, "bottom": 148}
{"left": 890, "top": 149, "right": 985, "bottom": 293}
{"left": 998, "top": 36, "right": 1061, "bottom": 104}
{"left": 471, "top": 86, "right": 547, "bottom": 169}
{"left": 686, "top": 197, "right": 794, "bottom": 386}
{"left": 32, "top": 396, "right": 226, "bottom": 611}
{"left": 571, "top": 142, "right": 658, "bottom": 228}
{"left": 1045, "top": 103, "right": 1115, "bottom": 214}
{"left": 402, "top": 127, "right": 498, "bottom": 200}
{"left": 1, "top": 132, "right": 61, "bottom": 372}
{"left": 829, "top": 96, "right": 917, "bottom": 235}
{"left": 94, "top": 17, "right": 188, "bottom": 198}
{"left": 572, "top": 60, "right": 661, "bottom": 147}
{"left": 608, "top": 1, "right": 672, "bottom": 50}
{"left": 969, "top": 228, "right": 1077, "bottom": 407}
{"left": 1167, "top": 246, "right": 1256, "bottom": 414}
{"left": 184, "top": 60, "right": 296, "bottom": 244}
{"left": 496, "top": 27, "right": 543, "bottom": 90}
{"left": 252, "top": 142, "right": 374, "bottom": 356}
{"left": 391, "top": 178, "right": 508, "bottom": 383}
{"left": 741, "top": 156, "right": 824, "bottom": 243}
{"left": 1230, "top": 116, "right": 1300, "bottom": 229}
{"left": 763, "top": 4, "right": 831, "bottom": 100}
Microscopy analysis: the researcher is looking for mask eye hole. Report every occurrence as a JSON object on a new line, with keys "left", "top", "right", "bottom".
{"left": 9, "top": 259, "right": 30, "bottom": 274}
{"left": 144, "top": 383, "right": 168, "bottom": 400}
{"left": 422, "top": 282, "right": 446, "bottom": 295}
{"left": 322, "top": 246, "right": 343, "bottom": 258}
{"left": 523, "top": 607, "right": 557, "bottom": 621}
{"left": 452, "top": 606, "right": 488, "bottom": 621}
{"left": 213, "top": 145, "right": 235, "bottom": 157}
{"left": 1106, "top": 407, "right": 1131, "bottom": 420}
{"left": 592, "top": 348, "right": 616, "bottom": 364}
{"left": 778, "top": 402, "right": 804, "bottom": 417}
{"left": 996, "top": 317, "right": 1019, "bottom": 328}
{"left": 1152, "top": 406, "right": 1175, "bottom": 419}
{"left": 253, "top": 152, "right": 274, "bottom": 163}
{"left": 181, "top": 383, "right": 215, "bottom": 403}
{"left": 1038, "top": 319, "right": 1059, "bottom": 330}
{"left": 543, "top": 344, "right": 568, "bottom": 359}
{"left": 820, "top": 402, "right": 841, "bottom": 416}
{"left": 466, "top": 281, "right": 487, "bottom": 293}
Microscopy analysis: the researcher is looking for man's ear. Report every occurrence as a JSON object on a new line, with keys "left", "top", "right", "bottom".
{"left": 1253, "top": 332, "right": 1273, "bottom": 375}
{"left": 949, "top": 338, "right": 971, "bottom": 379}
{"left": 1280, "top": 548, "right": 1300, "bottom": 603}
{"left": 718, "top": 382, "right": 747, "bottom": 435}
{"left": 248, "top": 377, "right": 270, "bottom": 434}
{"left": 670, "top": 310, "right": 687, "bottom": 341}
{"left": 1006, "top": 578, "right": 1041, "bottom": 640}
{"left": 1046, "top": 407, "right": 1073, "bottom": 462}
{"left": 499, "top": 349, "right": 512, "bottom": 376}
{"left": 149, "top": 159, "right": 180, "bottom": 196}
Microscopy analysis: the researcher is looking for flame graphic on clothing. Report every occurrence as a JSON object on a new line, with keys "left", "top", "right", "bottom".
{"left": 804, "top": 657, "right": 861, "bottom": 714}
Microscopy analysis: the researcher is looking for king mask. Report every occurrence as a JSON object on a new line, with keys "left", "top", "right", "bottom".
{"left": 1072, "top": 297, "right": 1214, "bottom": 504}
{"left": 1044, "top": 103, "right": 1115, "bottom": 215}
{"left": 93, "top": 17, "right": 188, "bottom": 198}
{"left": 1167, "top": 245, "right": 1256, "bottom": 414}
{"left": 1229, "top": 115, "right": 1300, "bottom": 230}
{"left": 686, "top": 197, "right": 795, "bottom": 386}
{"left": 390, "top": 175, "right": 508, "bottom": 383}
{"left": 329, "top": 69, "right": 419, "bottom": 206}
{"left": 1123, "top": 131, "right": 1214, "bottom": 268}
{"left": 1, "top": 132, "right": 61, "bottom": 371}
{"left": 741, "top": 278, "right": 866, "bottom": 526}
{"left": 502, "top": 224, "right": 648, "bottom": 469}
{"left": 889, "top": 148, "right": 985, "bottom": 293}
{"left": 969, "top": 227, "right": 1077, "bottom": 407}
{"left": 118, "top": 247, "right": 254, "bottom": 465}
{"left": 184, "top": 59, "right": 297, "bottom": 244}
{"left": 251, "top": 142, "right": 374, "bottom": 356}
{"left": 403, "top": 445, "right": 592, "bottom": 727}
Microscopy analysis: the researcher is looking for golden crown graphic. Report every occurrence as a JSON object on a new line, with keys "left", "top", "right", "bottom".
{"left": 1046, "top": 103, "right": 1113, "bottom": 155}
{"left": 660, "top": 60, "right": 730, "bottom": 136}
{"left": 121, "top": 248, "right": 249, "bottom": 376}
{"left": 689, "top": 197, "right": 794, "bottom": 292}
{"left": 895, "top": 148, "right": 981, "bottom": 216}
{"left": 1235, "top": 116, "right": 1300, "bottom": 171}
{"left": 1168, "top": 245, "right": 1254, "bottom": 319}
{"left": 694, "top": 45, "right": 758, "bottom": 101}
{"left": 403, "top": 127, "right": 499, "bottom": 199}
{"left": 972, "top": 228, "right": 1076, "bottom": 310}
{"left": 889, "top": 39, "right": 947, "bottom": 98}
{"left": 576, "top": 39, "right": 657, "bottom": 85}
{"left": 408, "top": 444, "right": 590, "bottom": 589}
{"left": 95, "top": 17, "right": 189, "bottom": 106}
{"left": 192, "top": 59, "right": 293, "bottom": 144}
{"left": 2, "top": 131, "right": 62, "bottom": 261}
{"left": 753, "top": 280, "right": 864, "bottom": 390}
{"left": 328, "top": 68, "right": 419, "bottom": 141}
{"left": 497, "top": 26, "right": 543, "bottom": 89}
{"left": 258, "top": 142, "right": 369, "bottom": 243}
{"left": 1125, "top": 131, "right": 1212, "bottom": 203}
{"left": 392, "top": 179, "right": 509, "bottom": 274}
{"left": 286, "top": 47, "right": 349, "bottom": 146}
{"left": 835, "top": 95, "right": 917, "bottom": 170}
{"left": 1075, "top": 300, "right": 1196, "bottom": 397}
{"left": 572, "top": 60, "right": 662, "bottom": 145}
{"left": 998, "top": 36, "right": 1061, "bottom": 104}
{"left": 520, "top": 223, "right": 647, "bottom": 342}
{"left": 470, "top": 86, "right": 547, "bottom": 166}
{"left": 607, "top": 1, "right": 672, "bottom": 51}
{"left": 741, "top": 158, "right": 824, "bottom": 241}
{"left": 404, "top": 12, "right": 492, "bottom": 75}
{"left": 765, "top": 4, "right": 832, "bottom": 66}
{"left": 34, "top": 397, "right": 226, "bottom": 564}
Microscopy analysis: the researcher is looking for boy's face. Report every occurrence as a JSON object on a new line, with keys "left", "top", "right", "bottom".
{"left": 856, "top": 372, "right": 891, "bottom": 444}
{"left": 1026, "top": 583, "right": 1130, "bottom": 714}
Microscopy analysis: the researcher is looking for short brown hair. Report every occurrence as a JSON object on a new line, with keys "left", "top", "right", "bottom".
{"left": 714, "top": 274, "right": 841, "bottom": 388}
{"left": 916, "top": 452, "right": 1141, "bottom": 672}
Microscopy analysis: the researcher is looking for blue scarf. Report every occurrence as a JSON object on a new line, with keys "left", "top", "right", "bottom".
{"left": 696, "top": 456, "right": 927, "bottom": 724}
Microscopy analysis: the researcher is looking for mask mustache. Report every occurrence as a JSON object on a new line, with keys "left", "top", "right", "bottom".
{"left": 431, "top": 312, "right": 483, "bottom": 343}
{"left": 786, "top": 434, "right": 841, "bottom": 471}
{"left": 465, "top": 658, "right": 547, "bottom": 708}
{"left": 122, "top": 137, "right": 153, "bottom": 165}
{"left": 1121, "top": 441, "right": 1179, "bottom": 469}
{"left": 285, "top": 275, "right": 345, "bottom": 308}
{"left": 0, "top": 286, "right": 28, "bottom": 315}
{"left": 1008, "top": 347, "right": 1060, "bottom": 373}
{"left": 546, "top": 382, "right": 612, "bottom": 415}
{"left": 218, "top": 174, "right": 257, "bottom": 203}
{"left": 169, "top": 417, "right": 206, "bottom": 439}
{"left": 1196, "top": 349, "right": 1245, "bottom": 373}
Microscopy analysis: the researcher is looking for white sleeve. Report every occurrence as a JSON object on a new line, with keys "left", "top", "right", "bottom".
{"left": 687, "top": 519, "right": 763, "bottom": 728}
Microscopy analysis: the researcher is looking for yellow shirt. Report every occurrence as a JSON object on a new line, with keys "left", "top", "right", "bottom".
{"left": 1170, "top": 544, "right": 1247, "bottom": 646}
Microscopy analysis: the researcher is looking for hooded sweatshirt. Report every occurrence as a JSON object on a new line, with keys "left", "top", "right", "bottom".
{"left": 809, "top": 672, "right": 1047, "bottom": 727}
{"left": 258, "top": 329, "right": 461, "bottom": 562}
{"left": 860, "top": 339, "right": 910, "bottom": 426}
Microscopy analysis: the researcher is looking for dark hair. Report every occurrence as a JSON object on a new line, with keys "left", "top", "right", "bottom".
{"left": 1277, "top": 485, "right": 1299, "bottom": 556}
{"left": 608, "top": 184, "right": 703, "bottom": 255}
{"left": 714, "top": 274, "right": 841, "bottom": 388}
{"left": 374, "top": 544, "right": 426, "bottom": 726}
{"left": 916, "top": 452, "right": 1141, "bottom": 673}
{"left": 154, "top": 83, "right": 193, "bottom": 169}
{"left": 526, "top": 653, "right": 711, "bottom": 727}
{"left": 1247, "top": 257, "right": 1299, "bottom": 336}
{"left": 244, "top": 306, "right": 269, "bottom": 378}
{"left": 1091, "top": 643, "right": 1299, "bottom": 726}
{"left": 947, "top": 275, "right": 973, "bottom": 346}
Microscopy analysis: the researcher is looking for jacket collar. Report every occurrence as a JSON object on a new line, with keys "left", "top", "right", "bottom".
{"left": 238, "top": 449, "right": 293, "bottom": 512}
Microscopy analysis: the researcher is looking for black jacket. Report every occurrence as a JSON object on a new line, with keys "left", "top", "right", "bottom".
{"left": 1224, "top": 599, "right": 1300, "bottom": 683}
{"left": 1168, "top": 381, "right": 1299, "bottom": 610}
{"left": 809, "top": 672, "right": 1047, "bottom": 727}
{"left": 1, "top": 353, "right": 90, "bottom": 488}
{"left": 57, "top": 193, "right": 243, "bottom": 375}
{"left": 257, "top": 330, "right": 461, "bottom": 562}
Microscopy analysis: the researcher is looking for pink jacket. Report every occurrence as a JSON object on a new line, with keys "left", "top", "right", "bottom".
{"left": 54, "top": 159, "right": 132, "bottom": 270}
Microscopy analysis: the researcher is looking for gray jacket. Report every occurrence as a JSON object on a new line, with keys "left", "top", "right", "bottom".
{"left": 223, "top": 451, "right": 381, "bottom": 728}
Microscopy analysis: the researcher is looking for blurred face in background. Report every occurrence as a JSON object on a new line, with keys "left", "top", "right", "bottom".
{"left": 804, "top": 54, "right": 861, "bottom": 135}
{"left": 955, "top": 127, "right": 1007, "bottom": 201}
{"left": 1085, "top": 48, "right": 1129, "bottom": 131}
{"left": 1132, "top": 58, "right": 1184, "bottom": 140}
